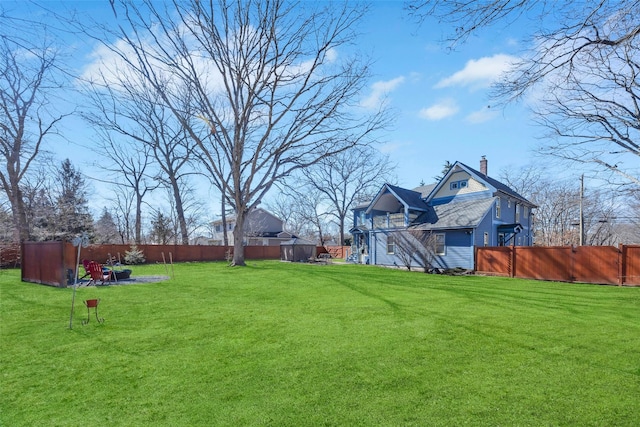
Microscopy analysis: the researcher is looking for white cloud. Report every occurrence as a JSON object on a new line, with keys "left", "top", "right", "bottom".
{"left": 418, "top": 98, "right": 459, "bottom": 121}
{"left": 435, "top": 54, "right": 518, "bottom": 89}
{"left": 465, "top": 106, "right": 498, "bottom": 124}
{"left": 360, "top": 76, "right": 405, "bottom": 109}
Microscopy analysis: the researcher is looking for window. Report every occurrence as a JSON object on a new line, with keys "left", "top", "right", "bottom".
{"left": 387, "top": 235, "right": 395, "bottom": 254}
{"left": 483, "top": 232, "right": 489, "bottom": 247}
{"left": 496, "top": 197, "right": 501, "bottom": 218}
{"left": 515, "top": 204, "right": 520, "bottom": 222}
{"left": 523, "top": 206, "right": 528, "bottom": 218}
{"left": 508, "top": 199, "right": 511, "bottom": 208}
{"left": 449, "top": 180, "right": 468, "bottom": 191}
{"left": 435, "top": 233, "right": 445, "bottom": 255}
{"left": 498, "top": 233, "right": 505, "bottom": 246}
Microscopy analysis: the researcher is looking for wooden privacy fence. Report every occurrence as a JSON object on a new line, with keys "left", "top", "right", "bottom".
{"left": 20, "top": 241, "right": 344, "bottom": 287}
{"left": 475, "top": 245, "right": 640, "bottom": 286}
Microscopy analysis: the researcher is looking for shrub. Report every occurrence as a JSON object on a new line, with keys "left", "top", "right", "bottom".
{"left": 124, "top": 245, "right": 146, "bottom": 265}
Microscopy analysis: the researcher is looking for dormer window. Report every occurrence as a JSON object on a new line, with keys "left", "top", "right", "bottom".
{"left": 449, "top": 180, "right": 468, "bottom": 190}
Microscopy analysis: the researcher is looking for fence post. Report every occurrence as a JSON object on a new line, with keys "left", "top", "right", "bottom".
{"left": 510, "top": 246, "right": 516, "bottom": 278}
{"left": 619, "top": 243, "right": 625, "bottom": 286}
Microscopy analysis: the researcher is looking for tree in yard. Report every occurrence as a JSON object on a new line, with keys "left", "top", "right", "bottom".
{"left": 88, "top": 0, "right": 386, "bottom": 265}
{"left": 94, "top": 208, "right": 120, "bottom": 244}
{"left": 392, "top": 229, "right": 439, "bottom": 272}
{"left": 83, "top": 76, "right": 200, "bottom": 245}
{"left": 407, "top": 1, "right": 640, "bottom": 187}
{"left": 149, "top": 210, "right": 174, "bottom": 245}
{"left": 274, "top": 183, "right": 333, "bottom": 245}
{"left": 51, "top": 159, "right": 94, "bottom": 241}
{"left": 0, "top": 12, "right": 68, "bottom": 241}
{"left": 300, "top": 145, "right": 395, "bottom": 245}
{"left": 87, "top": 131, "right": 159, "bottom": 245}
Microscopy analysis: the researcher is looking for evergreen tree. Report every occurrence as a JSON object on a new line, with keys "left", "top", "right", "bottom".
{"left": 150, "top": 211, "right": 174, "bottom": 244}
{"left": 94, "top": 208, "right": 120, "bottom": 244}
{"left": 434, "top": 161, "right": 453, "bottom": 182}
{"left": 52, "top": 159, "right": 94, "bottom": 241}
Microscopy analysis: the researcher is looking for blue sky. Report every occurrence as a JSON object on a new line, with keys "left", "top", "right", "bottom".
{"left": 6, "top": 0, "right": 544, "bottom": 209}
{"left": 359, "top": 2, "right": 537, "bottom": 187}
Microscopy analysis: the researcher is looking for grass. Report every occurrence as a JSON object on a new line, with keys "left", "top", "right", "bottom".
{"left": 1, "top": 261, "right": 639, "bottom": 426}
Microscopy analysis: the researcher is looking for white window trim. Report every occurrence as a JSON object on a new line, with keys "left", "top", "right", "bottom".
{"left": 387, "top": 235, "right": 395, "bottom": 254}
{"left": 435, "top": 233, "right": 445, "bottom": 255}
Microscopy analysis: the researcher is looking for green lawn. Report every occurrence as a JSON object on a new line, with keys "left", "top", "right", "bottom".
{"left": 1, "top": 261, "right": 639, "bottom": 426}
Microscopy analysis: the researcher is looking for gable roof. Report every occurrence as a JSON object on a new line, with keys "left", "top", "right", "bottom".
{"left": 410, "top": 197, "right": 494, "bottom": 230}
{"left": 366, "top": 183, "right": 429, "bottom": 214}
{"left": 429, "top": 161, "right": 535, "bottom": 207}
{"left": 458, "top": 162, "right": 534, "bottom": 205}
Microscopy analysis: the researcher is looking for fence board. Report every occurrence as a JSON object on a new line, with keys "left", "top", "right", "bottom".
{"left": 475, "top": 247, "right": 511, "bottom": 276}
{"left": 516, "top": 247, "right": 573, "bottom": 282}
{"left": 624, "top": 245, "right": 640, "bottom": 285}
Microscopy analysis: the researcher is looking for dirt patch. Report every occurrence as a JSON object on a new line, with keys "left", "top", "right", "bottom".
{"left": 72, "top": 275, "right": 170, "bottom": 287}
{"left": 113, "top": 275, "right": 170, "bottom": 284}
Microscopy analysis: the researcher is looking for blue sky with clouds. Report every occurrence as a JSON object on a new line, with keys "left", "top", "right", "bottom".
{"left": 6, "top": 0, "right": 543, "bottom": 207}
{"left": 359, "top": 2, "right": 537, "bottom": 187}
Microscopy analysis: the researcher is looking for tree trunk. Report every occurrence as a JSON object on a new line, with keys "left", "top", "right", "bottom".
{"left": 11, "top": 186, "right": 30, "bottom": 242}
{"left": 170, "top": 177, "right": 189, "bottom": 245}
{"left": 231, "top": 209, "right": 246, "bottom": 266}
{"left": 135, "top": 193, "right": 143, "bottom": 244}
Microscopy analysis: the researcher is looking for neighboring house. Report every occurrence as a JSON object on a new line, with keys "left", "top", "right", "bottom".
{"left": 210, "top": 208, "right": 295, "bottom": 246}
{"left": 350, "top": 157, "right": 536, "bottom": 270}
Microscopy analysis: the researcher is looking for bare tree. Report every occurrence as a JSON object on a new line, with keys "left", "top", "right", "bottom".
{"left": 83, "top": 77, "right": 200, "bottom": 245}
{"left": 407, "top": 1, "right": 640, "bottom": 187}
{"left": 276, "top": 183, "right": 332, "bottom": 245}
{"left": 392, "top": 229, "right": 439, "bottom": 272}
{"left": 87, "top": 0, "right": 386, "bottom": 265}
{"left": 301, "top": 146, "right": 395, "bottom": 245}
{"left": 0, "top": 13, "right": 67, "bottom": 241}
{"left": 501, "top": 165, "right": 625, "bottom": 246}
{"left": 87, "top": 131, "right": 159, "bottom": 245}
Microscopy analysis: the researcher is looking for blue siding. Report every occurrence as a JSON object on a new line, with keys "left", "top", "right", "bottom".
{"left": 371, "top": 230, "right": 474, "bottom": 270}
{"left": 475, "top": 208, "right": 494, "bottom": 246}
{"left": 437, "top": 230, "right": 474, "bottom": 269}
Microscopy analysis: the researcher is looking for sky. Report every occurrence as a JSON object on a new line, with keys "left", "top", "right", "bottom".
{"left": 4, "top": 0, "right": 546, "bottom": 215}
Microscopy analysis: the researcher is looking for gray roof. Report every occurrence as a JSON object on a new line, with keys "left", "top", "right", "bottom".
{"left": 280, "top": 238, "right": 316, "bottom": 246}
{"left": 386, "top": 184, "right": 429, "bottom": 211}
{"left": 412, "top": 183, "right": 437, "bottom": 198}
{"left": 410, "top": 197, "right": 494, "bottom": 230}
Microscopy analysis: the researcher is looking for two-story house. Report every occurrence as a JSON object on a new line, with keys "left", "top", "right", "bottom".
{"left": 350, "top": 157, "right": 536, "bottom": 270}
{"left": 210, "top": 208, "right": 294, "bottom": 246}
